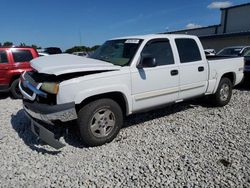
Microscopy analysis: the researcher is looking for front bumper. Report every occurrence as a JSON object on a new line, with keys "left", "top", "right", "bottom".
{"left": 26, "top": 113, "right": 66, "bottom": 149}
{"left": 23, "top": 101, "right": 77, "bottom": 125}
{"left": 23, "top": 101, "right": 78, "bottom": 149}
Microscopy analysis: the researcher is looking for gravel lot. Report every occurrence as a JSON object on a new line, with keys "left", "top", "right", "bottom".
{"left": 0, "top": 84, "right": 249, "bottom": 187}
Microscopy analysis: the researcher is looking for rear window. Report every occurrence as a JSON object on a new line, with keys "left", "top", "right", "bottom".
{"left": 175, "top": 39, "right": 202, "bottom": 63}
{"left": 0, "top": 50, "right": 8, "bottom": 63}
{"left": 12, "top": 50, "right": 34, "bottom": 63}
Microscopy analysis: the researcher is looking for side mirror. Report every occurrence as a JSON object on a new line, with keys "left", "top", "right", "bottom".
{"left": 137, "top": 55, "right": 157, "bottom": 68}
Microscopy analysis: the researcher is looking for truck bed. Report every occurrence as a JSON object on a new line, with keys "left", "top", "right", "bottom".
{"left": 206, "top": 56, "right": 244, "bottom": 94}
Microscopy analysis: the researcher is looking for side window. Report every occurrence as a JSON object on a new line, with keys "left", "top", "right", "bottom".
{"left": 142, "top": 40, "right": 174, "bottom": 66}
{"left": 175, "top": 39, "right": 202, "bottom": 63}
{"left": 12, "top": 50, "right": 33, "bottom": 63}
{"left": 0, "top": 50, "right": 8, "bottom": 63}
{"left": 243, "top": 48, "right": 250, "bottom": 57}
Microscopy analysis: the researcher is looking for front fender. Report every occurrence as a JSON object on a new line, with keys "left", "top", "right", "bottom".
{"left": 74, "top": 85, "right": 132, "bottom": 115}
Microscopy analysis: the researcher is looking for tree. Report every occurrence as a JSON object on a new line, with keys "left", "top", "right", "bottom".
{"left": 65, "top": 45, "right": 100, "bottom": 54}
{"left": 3, "top": 41, "right": 13, "bottom": 47}
{"left": 91, "top": 45, "right": 100, "bottom": 51}
{"left": 65, "top": 46, "right": 90, "bottom": 54}
{"left": 19, "top": 42, "right": 26, "bottom": 46}
{"left": 31, "top": 44, "right": 42, "bottom": 49}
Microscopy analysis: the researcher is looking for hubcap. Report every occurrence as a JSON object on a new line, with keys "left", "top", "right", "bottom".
{"left": 90, "top": 108, "right": 115, "bottom": 138}
{"left": 220, "top": 83, "right": 230, "bottom": 101}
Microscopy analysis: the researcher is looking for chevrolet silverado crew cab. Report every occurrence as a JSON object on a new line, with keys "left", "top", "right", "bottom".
{"left": 19, "top": 34, "right": 244, "bottom": 149}
{"left": 0, "top": 47, "right": 38, "bottom": 98}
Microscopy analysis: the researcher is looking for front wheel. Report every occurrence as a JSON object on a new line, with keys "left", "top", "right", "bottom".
{"left": 10, "top": 79, "right": 22, "bottom": 99}
{"left": 211, "top": 77, "right": 233, "bottom": 107}
{"left": 77, "top": 99, "right": 123, "bottom": 147}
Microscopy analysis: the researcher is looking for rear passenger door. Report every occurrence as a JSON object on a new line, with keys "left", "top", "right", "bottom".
{"left": 175, "top": 38, "right": 208, "bottom": 100}
{"left": 0, "top": 50, "right": 11, "bottom": 84}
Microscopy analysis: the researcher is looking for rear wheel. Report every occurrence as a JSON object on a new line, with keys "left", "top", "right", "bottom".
{"left": 211, "top": 77, "right": 232, "bottom": 107}
{"left": 77, "top": 99, "right": 123, "bottom": 147}
{"left": 10, "top": 79, "right": 22, "bottom": 99}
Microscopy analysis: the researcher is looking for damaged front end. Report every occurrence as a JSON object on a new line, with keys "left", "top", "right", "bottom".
{"left": 19, "top": 71, "right": 79, "bottom": 149}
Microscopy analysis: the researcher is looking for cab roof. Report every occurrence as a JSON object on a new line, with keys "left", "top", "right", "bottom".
{"left": 112, "top": 34, "right": 197, "bottom": 40}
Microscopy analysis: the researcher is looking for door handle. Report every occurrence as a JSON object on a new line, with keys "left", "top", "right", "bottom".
{"left": 170, "top": 70, "right": 178, "bottom": 76}
{"left": 198, "top": 66, "right": 204, "bottom": 72}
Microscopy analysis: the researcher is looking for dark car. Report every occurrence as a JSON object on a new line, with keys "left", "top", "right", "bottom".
{"left": 38, "top": 47, "right": 62, "bottom": 55}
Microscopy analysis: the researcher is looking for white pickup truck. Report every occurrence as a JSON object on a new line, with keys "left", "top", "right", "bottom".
{"left": 19, "top": 34, "right": 244, "bottom": 149}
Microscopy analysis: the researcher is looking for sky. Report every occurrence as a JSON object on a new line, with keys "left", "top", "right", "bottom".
{"left": 1, "top": 0, "right": 249, "bottom": 50}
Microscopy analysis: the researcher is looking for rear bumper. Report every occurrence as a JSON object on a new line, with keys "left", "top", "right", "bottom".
{"left": 0, "top": 84, "right": 9, "bottom": 92}
{"left": 23, "top": 101, "right": 78, "bottom": 149}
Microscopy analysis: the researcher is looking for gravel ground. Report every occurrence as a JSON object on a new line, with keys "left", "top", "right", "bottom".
{"left": 0, "top": 85, "right": 249, "bottom": 187}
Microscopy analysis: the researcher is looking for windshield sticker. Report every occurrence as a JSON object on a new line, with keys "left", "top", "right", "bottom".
{"left": 125, "top": 39, "right": 140, "bottom": 44}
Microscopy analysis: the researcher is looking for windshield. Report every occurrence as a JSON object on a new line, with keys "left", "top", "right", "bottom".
{"left": 217, "top": 47, "right": 242, "bottom": 56}
{"left": 90, "top": 39, "right": 142, "bottom": 66}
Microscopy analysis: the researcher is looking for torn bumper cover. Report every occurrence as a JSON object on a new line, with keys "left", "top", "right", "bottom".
{"left": 23, "top": 101, "right": 77, "bottom": 149}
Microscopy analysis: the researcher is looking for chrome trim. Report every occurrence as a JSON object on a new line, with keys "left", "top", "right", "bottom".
{"left": 179, "top": 82, "right": 206, "bottom": 92}
{"left": 134, "top": 87, "right": 179, "bottom": 101}
{"left": 19, "top": 72, "right": 46, "bottom": 101}
{"left": 23, "top": 105, "right": 77, "bottom": 124}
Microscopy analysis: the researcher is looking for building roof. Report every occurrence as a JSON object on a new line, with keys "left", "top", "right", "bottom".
{"left": 165, "top": 3, "right": 250, "bottom": 39}
{"left": 200, "top": 30, "right": 250, "bottom": 39}
{"left": 220, "top": 2, "right": 250, "bottom": 10}
{"left": 166, "top": 25, "right": 219, "bottom": 34}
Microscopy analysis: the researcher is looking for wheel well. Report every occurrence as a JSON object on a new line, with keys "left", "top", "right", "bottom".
{"left": 221, "top": 72, "right": 235, "bottom": 85}
{"left": 76, "top": 92, "right": 128, "bottom": 115}
{"left": 9, "top": 75, "right": 21, "bottom": 86}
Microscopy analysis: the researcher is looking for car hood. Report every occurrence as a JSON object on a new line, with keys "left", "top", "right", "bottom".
{"left": 31, "top": 54, "right": 121, "bottom": 76}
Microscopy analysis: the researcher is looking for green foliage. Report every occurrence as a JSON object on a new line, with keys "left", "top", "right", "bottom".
{"left": 3, "top": 41, "right": 13, "bottom": 47}
{"left": 19, "top": 43, "right": 26, "bottom": 46}
{"left": 31, "top": 44, "right": 42, "bottom": 49}
{"left": 65, "top": 45, "right": 100, "bottom": 53}
{"left": 0, "top": 41, "right": 100, "bottom": 52}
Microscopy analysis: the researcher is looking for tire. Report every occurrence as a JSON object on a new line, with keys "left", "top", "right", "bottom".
{"left": 77, "top": 98, "right": 123, "bottom": 147}
{"left": 10, "top": 79, "right": 22, "bottom": 99}
{"left": 211, "top": 77, "right": 233, "bottom": 107}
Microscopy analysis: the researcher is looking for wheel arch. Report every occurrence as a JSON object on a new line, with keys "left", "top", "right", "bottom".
{"left": 76, "top": 92, "right": 130, "bottom": 116}
{"left": 9, "top": 74, "right": 21, "bottom": 86}
{"left": 214, "top": 72, "right": 236, "bottom": 93}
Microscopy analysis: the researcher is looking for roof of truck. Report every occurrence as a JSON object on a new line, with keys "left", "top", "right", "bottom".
{"left": 112, "top": 34, "right": 197, "bottom": 40}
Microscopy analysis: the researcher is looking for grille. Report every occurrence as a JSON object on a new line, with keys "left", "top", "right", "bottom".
{"left": 24, "top": 72, "right": 38, "bottom": 87}
{"left": 20, "top": 81, "right": 33, "bottom": 96}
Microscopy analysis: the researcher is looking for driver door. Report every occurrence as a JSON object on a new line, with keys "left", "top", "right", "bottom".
{"left": 131, "top": 39, "right": 179, "bottom": 112}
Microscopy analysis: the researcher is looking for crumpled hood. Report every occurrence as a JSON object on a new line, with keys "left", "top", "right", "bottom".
{"left": 31, "top": 54, "right": 121, "bottom": 76}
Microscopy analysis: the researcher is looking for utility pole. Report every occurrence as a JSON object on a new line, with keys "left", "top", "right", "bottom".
{"left": 79, "top": 31, "right": 82, "bottom": 46}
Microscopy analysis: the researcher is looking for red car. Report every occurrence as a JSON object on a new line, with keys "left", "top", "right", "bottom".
{"left": 0, "top": 47, "right": 39, "bottom": 98}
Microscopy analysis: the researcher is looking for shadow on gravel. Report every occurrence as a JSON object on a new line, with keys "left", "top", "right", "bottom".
{"left": 11, "top": 110, "right": 61, "bottom": 155}
{"left": 235, "top": 76, "right": 250, "bottom": 91}
{"left": 0, "top": 93, "right": 9, "bottom": 100}
{"left": 10, "top": 100, "right": 210, "bottom": 152}
{"left": 124, "top": 102, "right": 198, "bottom": 128}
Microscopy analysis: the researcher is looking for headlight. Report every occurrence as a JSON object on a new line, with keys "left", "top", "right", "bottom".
{"left": 41, "top": 82, "right": 59, "bottom": 94}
